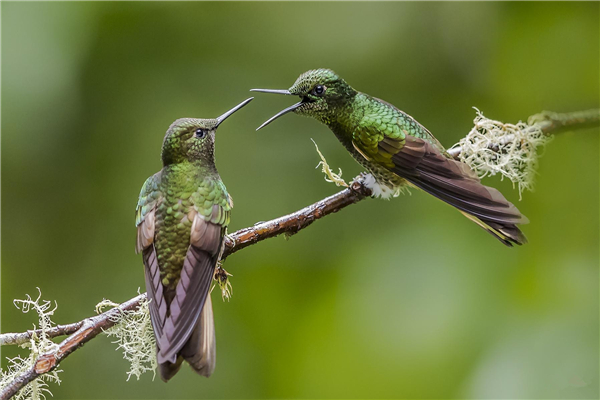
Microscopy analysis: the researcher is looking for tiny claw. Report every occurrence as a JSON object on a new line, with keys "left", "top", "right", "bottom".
{"left": 225, "top": 233, "right": 236, "bottom": 248}
{"left": 213, "top": 264, "right": 233, "bottom": 301}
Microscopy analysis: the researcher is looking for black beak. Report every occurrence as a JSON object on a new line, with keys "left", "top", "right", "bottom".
{"left": 216, "top": 97, "right": 254, "bottom": 126}
{"left": 250, "top": 89, "right": 292, "bottom": 95}
{"left": 250, "top": 88, "right": 304, "bottom": 131}
{"left": 255, "top": 101, "right": 303, "bottom": 131}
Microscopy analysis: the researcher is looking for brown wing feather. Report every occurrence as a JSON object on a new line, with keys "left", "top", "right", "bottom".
{"left": 136, "top": 208, "right": 156, "bottom": 254}
{"left": 143, "top": 244, "right": 167, "bottom": 341}
{"left": 138, "top": 208, "right": 171, "bottom": 343}
{"left": 154, "top": 207, "right": 224, "bottom": 368}
{"left": 381, "top": 135, "right": 528, "bottom": 246}
{"left": 155, "top": 241, "right": 219, "bottom": 364}
{"left": 180, "top": 293, "right": 216, "bottom": 377}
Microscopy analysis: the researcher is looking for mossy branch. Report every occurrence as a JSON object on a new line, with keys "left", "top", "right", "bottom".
{"left": 447, "top": 109, "right": 599, "bottom": 158}
{"left": 1, "top": 108, "right": 598, "bottom": 400}
{"left": 0, "top": 294, "right": 145, "bottom": 400}
{"left": 0, "top": 324, "right": 84, "bottom": 348}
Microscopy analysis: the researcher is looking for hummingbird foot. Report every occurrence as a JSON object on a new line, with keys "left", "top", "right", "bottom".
{"left": 225, "top": 232, "right": 236, "bottom": 247}
{"left": 311, "top": 139, "right": 348, "bottom": 188}
{"left": 213, "top": 264, "right": 233, "bottom": 301}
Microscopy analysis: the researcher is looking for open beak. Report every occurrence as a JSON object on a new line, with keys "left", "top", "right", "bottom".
{"left": 250, "top": 89, "right": 292, "bottom": 95}
{"left": 216, "top": 97, "right": 254, "bottom": 126}
{"left": 250, "top": 88, "right": 303, "bottom": 131}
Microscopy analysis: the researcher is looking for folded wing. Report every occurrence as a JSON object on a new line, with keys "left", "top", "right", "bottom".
{"left": 353, "top": 120, "right": 528, "bottom": 246}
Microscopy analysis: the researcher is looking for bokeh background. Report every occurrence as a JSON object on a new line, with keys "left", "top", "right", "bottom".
{"left": 2, "top": 2, "right": 598, "bottom": 399}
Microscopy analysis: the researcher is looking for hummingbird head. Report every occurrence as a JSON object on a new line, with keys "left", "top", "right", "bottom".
{"left": 161, "top": 98, "right": 253, "bottom": 166}
{"left": 251, "top": 68, "right": 357, "bottom": 130}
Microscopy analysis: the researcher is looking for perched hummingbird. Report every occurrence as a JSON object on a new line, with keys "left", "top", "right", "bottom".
{"left": 252, "top": 69, "right": 527, "bottom": 246}
{"left": 135, "top": 98, "right": 253, "bottom": 381}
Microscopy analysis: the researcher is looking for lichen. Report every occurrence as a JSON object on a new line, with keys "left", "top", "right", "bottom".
{"left": 311, "top": 139, "right": 348, "bottom": 187}
{"left": 450, "top": 108, "right": 553, "bottom": 199}
{"left": 96, "top": 293, "right": 157, "bottom": 381}
{"left": 0, "top": 289, "right": 62, "bottom": 400}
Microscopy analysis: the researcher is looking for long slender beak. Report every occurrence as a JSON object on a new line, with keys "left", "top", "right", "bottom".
{"left": 251, "top": 88, "right": 302, "bottom": 130}
{"left": 216, "top": 97, "right": 254, "bottom": 126}
{"left": 250, "top": 89, "right": 292, "bottom": 95}
{"left": 255, "top": 101, "right": 303, "bottom": 131}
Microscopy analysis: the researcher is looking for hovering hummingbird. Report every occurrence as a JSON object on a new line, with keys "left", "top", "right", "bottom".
{"left": 135, "top": 97, "right": 253, "bottom": 381}
{"left": 252, "top": 69, "right": 528, "bottom": 246}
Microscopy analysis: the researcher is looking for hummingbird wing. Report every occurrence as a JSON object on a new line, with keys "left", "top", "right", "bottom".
{"left": 135, "top": 173, "right": 170, "bottom": 345}
{"left": 154, "top": 183, "right": 232, "bottom": 375}
{"left": 352, "top": 113, "right": 528, "bottom": 246}
{"left": 135, "top": 172, "right": 162, "bottom": 254}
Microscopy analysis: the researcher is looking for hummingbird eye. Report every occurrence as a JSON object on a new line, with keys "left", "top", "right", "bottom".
{"left": 313, "top": 85, "right": 326, "bottom": 96}
{"left": 195, "top": 128, "right": 206, "bottom": 138}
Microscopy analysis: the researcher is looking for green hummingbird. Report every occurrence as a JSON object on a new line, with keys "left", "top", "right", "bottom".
{"left": 135, "top": 97, "right": 253, "bottom": 381}
{"left": 252, "top": 69, "right": 528, "bottom": 246}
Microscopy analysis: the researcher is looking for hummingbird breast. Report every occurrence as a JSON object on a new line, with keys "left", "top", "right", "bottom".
{"left": 154, "top": 195, "right": 194, "bottom": 290}
{"left": 153, "top": 164, "right": 224, "bottom": 291}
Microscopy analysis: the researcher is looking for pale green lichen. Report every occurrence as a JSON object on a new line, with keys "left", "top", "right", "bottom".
{"left": 311, "top": 139, "right": 348, "bottom": 187}
{"left": 450, "top": 108, "right": 553, "bottom": 199}
{"left": 0, "top": 289, "right": 62, "bottom": 400}
{"left": 96, "top": 293, "right": 157, "bottom": 381}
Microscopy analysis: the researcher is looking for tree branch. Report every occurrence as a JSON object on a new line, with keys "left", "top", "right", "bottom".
{"left": 222, "top": 176, "right": 373, "bottom": 259}
{"left": 0, "top": 294, "right": 146, "bottom": 400}
{"left": 0, "top": 322, "right": 84, "bottom": 347}
{"left": 1, "top": 108, "right": 598, "bottom": 400}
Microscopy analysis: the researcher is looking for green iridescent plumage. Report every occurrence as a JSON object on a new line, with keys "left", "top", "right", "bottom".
{"left": 253, "top": 69, "right": 528, "bottom": 246}
{"left": 135, "top": 98, "right": 251, "bottom": 382}
{"left": 137, "top": 164, "right": 231, "bottom": 287}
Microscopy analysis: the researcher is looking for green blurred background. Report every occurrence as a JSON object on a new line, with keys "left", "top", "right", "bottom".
{"left": 2, "top": 2, "right": 598, "bottom": 399}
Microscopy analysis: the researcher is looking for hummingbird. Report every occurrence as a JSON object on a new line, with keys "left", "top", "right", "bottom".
{"left": 135, "top": 97, "right": 253, "bottom": 381}
{"left": 252, "top": 69, "right": 528, "bottom": 246}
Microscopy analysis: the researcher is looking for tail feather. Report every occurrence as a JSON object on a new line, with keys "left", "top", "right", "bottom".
{"left": 180, "top": 293, "right": 216, "bottom": 377}
{"left": 158, "top": 294, "right": 216, "bottom": 381}
{"left": 459, "top": 211, "right": 527, "bottom": 247}
{"left": 404, "top": 174, "right": 528, "bottom": 246}
{"left": 158, "top": 356, "right": 183, "bottom": 382}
